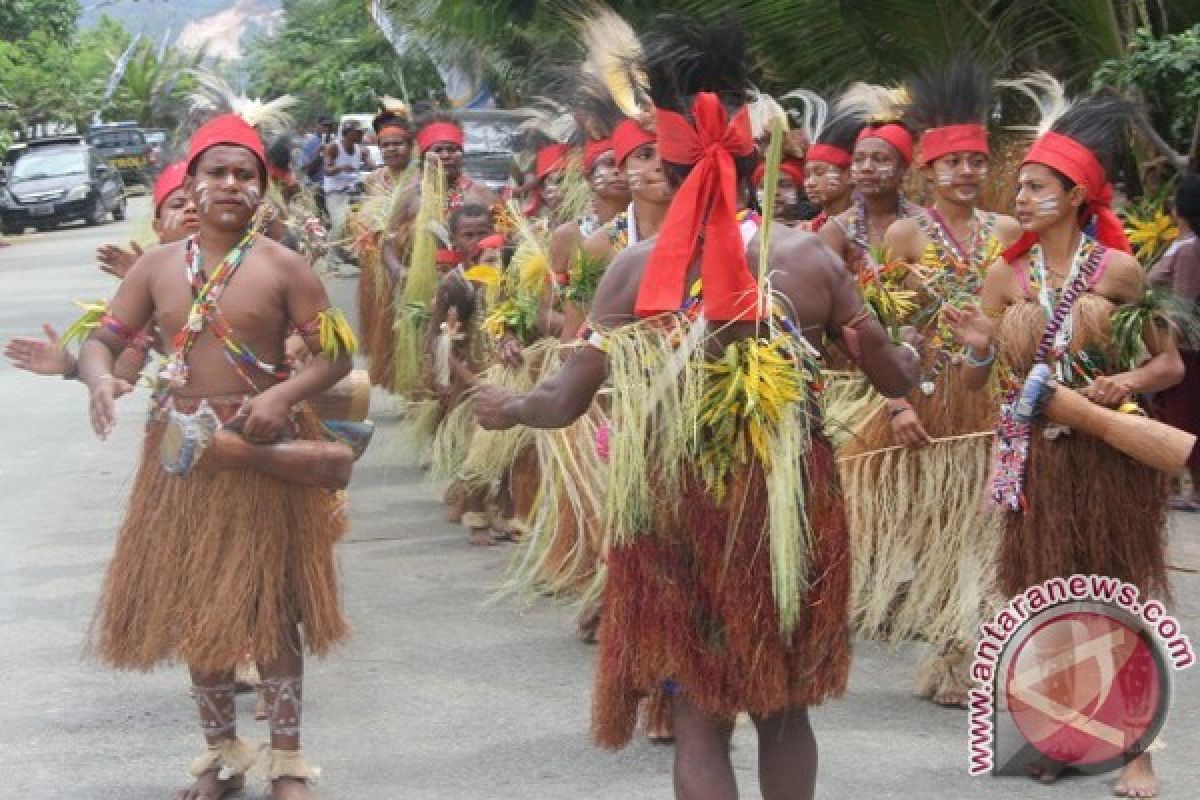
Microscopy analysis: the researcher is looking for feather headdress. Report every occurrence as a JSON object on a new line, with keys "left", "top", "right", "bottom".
{"left": 839, "top": 82, "right": 908, "bottom": 126}
{"left": 995, "top": 71, "right": 1070, "bottom": 138}
{"left": 576, "top": 8, "right": 652, "bottom": 127}
{"left": 185, "top": 69, "right": 295, "bottom": 135}
{"left": 780, "top": 89, "right": 828, "bottom": 148}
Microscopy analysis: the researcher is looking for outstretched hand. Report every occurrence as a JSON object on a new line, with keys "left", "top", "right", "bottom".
{"left": 5, "top": 324, "right": 70, "bottom": 376}
{"left": 88, "top": 375, "right": 133, "bottom": 439}
{"left": 97, "top": 241, "right": 144, "bottom": 279}
{"left": 473, "top": 384, "right": 518, "bottom": 430}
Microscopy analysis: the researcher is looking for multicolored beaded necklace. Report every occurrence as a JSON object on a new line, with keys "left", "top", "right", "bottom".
{"left": 161, "top": 216, "right": 287, "bottom": 392}
{"left": 990, "top": 233, "right": 1106, "bottom": 511}
{"left": 847, "top": 195, "right": 916, "bottom": 252}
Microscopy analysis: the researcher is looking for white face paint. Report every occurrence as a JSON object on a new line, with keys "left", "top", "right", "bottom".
{"left": 825, "top": 171, "right": 842, "bottom": 190}
{"left": 243, "top": 185, "right": 261, "bottom": 208}
{"left": 626, "top": 169, "right": 643, "bottom": 191}
{"left": 933, "top": 167, "right": 955, "bottom": 187}
{"left": 875, "top": 164, "right": 896, "bottom": 179}
{"left": 1035, "top": 197, "right": 1061, "bottom": 217}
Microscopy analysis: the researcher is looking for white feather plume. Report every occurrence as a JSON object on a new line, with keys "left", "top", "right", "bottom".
{"left": 576, "top": 8, "right": 650, "bottom": 123}
{"left": 186, "top": 69, "right": 295, "bottom": 134}
{"left": 747, "top": 90, "right": 789, "bottom": 138}
{"left": 779, "top": 88, "right": 828, "bottom": 145}
{"left": 996, "top": 71, "right": 1071, "bottom": 137}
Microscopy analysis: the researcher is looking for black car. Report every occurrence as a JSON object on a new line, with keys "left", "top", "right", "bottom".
{"left": 87, "top": 124, "right": 152, "bottom": 186}
{"left": 0, "top": 139, "right": 127, "bottom": 234}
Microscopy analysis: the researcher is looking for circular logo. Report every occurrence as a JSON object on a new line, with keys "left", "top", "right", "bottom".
{"left": 1003, "top": 606, "right": 1170, "bottom": 773}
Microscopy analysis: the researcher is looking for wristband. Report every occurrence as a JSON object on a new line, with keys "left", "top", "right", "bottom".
{"left": 62, "top": 354, "right": 80, "bottom": 381}
{"left": 964, "top": 344, "right": 996, "bottom": 368}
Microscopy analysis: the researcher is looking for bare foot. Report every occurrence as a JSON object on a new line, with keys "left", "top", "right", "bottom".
{"left": 1027, "top": 758, "right": 1066, "bottom": 784}
{"left": 271, "top": 777, "right": 315, "bottom": 799}
{"left": 1115, "top": 754, "right": 1157, "bottom": 797}
{"left": 173, "top": 770, "right": 244, "bottom": 800}
{"left": 469, "top": 528, "right": 497, "bottom": 546}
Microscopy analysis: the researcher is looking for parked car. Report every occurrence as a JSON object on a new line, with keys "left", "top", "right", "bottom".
{"left": 0, "top": 142, "right": 27, "bottom": 187}
{"left": 143, "top": 128, "right": 168, "bottom": 172}
{"left": 0, "top": 138, "right": 126, "bottom": 234}
{"left": 86, "top": 122, "right": 152, "bottom": 186}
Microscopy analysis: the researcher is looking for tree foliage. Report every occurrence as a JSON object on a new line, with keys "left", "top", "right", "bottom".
{"left": 0, "top": 0, "right": 81, "bottom": 45}
{"left": 1094, "top": 25, "right": 1200, "bottom": 154}
{"left": 246, "top": 0, "right": 445, "bottom": 122}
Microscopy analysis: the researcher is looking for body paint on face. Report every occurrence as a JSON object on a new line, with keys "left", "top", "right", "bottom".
{"left": 875, "top": 164, "right": 896, "bottom": 179}
{"left": 242, "top": 185, "right": 261, "bottom": 208}
{"left": 1035, "top": 197, "right": 1061, "bottom": 217}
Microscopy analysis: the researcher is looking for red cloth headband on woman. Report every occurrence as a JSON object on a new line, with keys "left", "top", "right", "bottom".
{"left": 583, "top": 138, "right": 613, "bottom": 173}
{"left": 416, "top": 122, "right": 464, "bottom": 153}
{"left": 806, "top": 143, "right": 852, "bottom": 169}
{"left": 856, "top": 123, "right": 914, "bottom": 164}
{"left": 1003, "top": 130, "right": 1132, "bottom": 260}
{"left": 918, "top": 123, "right": 988, "bottom": 166}
{"left": 377, "top": 123, "right": 412, "bottom": 138}
{"left": 753, "top": 157, "right": 805, "bottom": 188}
{"left": 635, "top": 93, "right": 763, "bottom": 322}
{"left": 612, "top": 120, "right": 656, "bottom": 166}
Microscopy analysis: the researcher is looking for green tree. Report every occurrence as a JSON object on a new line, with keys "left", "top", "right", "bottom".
{"left": 246, "top": 0, "right": 445, "bottom": 122}
{"left": 108, "top": 40, "right": 204, "bottom": 129}
{"left": 0, "top": 0, "right": 81, "bottom": 44}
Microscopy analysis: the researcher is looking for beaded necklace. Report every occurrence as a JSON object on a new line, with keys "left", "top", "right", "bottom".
{"left": 161, "top": 216, "right": 286, "bottom": 392}
{"left": 990, "top": 233, "right": 1105, "bottom": 511}
{"left": 848, "top": 194, "right": 915, "bottom": 252}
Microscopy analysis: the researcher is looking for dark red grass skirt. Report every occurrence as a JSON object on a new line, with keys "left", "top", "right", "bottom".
{"left": 591, "top": 437, "right": 851, "bottom": 749}
{"left": 1157, "top": 350, "right": 1200, "bottom": 469}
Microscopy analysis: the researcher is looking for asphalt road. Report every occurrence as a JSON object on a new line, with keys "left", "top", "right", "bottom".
{"left": 1, "top": 197, "right": 1197, "bottom": 799}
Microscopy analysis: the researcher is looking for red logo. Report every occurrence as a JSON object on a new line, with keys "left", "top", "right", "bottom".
{"left": 996, "top": 606, "right": 1169, "bottom": 775}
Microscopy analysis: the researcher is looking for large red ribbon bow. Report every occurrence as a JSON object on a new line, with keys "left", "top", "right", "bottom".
{"left": 635, "top": 93, "right": 761, "bottom": 321}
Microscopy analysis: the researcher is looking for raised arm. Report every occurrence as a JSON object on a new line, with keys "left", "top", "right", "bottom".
{"left": 475, "top": 245, "right": 641, "bottom": 430}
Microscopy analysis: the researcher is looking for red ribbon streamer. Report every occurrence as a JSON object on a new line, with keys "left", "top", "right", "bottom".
{"left": 635, "top": 93, "right": 762, "bottom": 322}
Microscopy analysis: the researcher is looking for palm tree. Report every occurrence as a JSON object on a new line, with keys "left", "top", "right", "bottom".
{"left": 111, "top": 41, "right": 204, "bottom": 129}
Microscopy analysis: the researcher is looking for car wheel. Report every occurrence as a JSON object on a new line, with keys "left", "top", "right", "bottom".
{"left": 1, "top": 220, "right": 22, "bottom": 236}
{"left": 35, "top": 221, "right": 57, "bottom": 232}
{"left": 86, "top": 196, "right": 106, "bottom": 226}
{"left": 112, "top": 195, "right": 127, "bottom": 221}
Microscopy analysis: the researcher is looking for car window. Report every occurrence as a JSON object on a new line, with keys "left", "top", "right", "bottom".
{"left": 11, "top": 149, "right": 88, "bottom": 181}
{"left": 90, "top": 131, "right": 146, "bottom": 148}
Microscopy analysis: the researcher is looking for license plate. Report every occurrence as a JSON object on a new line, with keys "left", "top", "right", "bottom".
{"left": 29, "top": 203, "right": 54, "bottom": 216}
{"left": 112, "top": 157, "right": 146, "bottom": 168}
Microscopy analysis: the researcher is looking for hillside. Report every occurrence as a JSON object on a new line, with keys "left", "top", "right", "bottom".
{"left": 80, "top": 0, "right": 283, "bottom": 58}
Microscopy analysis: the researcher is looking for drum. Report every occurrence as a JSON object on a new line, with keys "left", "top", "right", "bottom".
{"left": 308, "top": 369, "right": 371, "bottom": 422}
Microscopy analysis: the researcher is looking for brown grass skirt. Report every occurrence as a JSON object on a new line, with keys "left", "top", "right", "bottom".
{"left": 1000, "top": 430, "right": 1170, "bottom": 600}
{"left": 591, "top": 437, "right": 850, "bottom": 749}
{"left": 357, "top": 249, "right": 396, "bottom": 389}
{"left": 89, "top": 412, "right": 349, "bottom": 674}
{"left": 838, "top": 360, "right": 1002, "bottom": 643}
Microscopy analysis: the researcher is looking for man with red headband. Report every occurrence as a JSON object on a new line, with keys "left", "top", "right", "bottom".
{"left": 408, "top": 111, "right": 497, "bottom": 212}
{"left": 802, "top": 95, "right": 863, "bottom": 231}
{"left": 76, "top": 113, "right": 356, "bottom": 800}
{"left": 524, "top": 142, "right": 571, "bottom": 221}
{"left": 819, "top": 94, "right": 917, "bottom": 272}
{"left": 946, "top": 90, "right": 1183, "bottom": 797}
{"left": 366, "top": 107, "right": 414, "bottom": 194}
{"left": 473, "top": 21, "right": 922, "bottom": 799}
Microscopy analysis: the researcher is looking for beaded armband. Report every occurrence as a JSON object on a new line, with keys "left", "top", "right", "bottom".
{"left": 101, "top": 313, "right": 139, "bottom": 345}
{"left": 295, "top": 307, "right": 359, "bottom": 360}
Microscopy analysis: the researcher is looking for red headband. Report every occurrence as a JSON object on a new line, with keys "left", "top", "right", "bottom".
{"left": 152, "top": 160, "right": 188, "bottom": 216}
{"left": 186, "top": 113, "right": 267, "bottom": 182}
{"left": 806, "top": 143, "right": 852, "bottom": 169}
{"left": 1004, "top": 131, "right": 1132, "bottom": 260}
{"left": 918, "top": 123, "right": 989, "bottom": 165}
{"left": 416, "top": 122, "right": 464, "bottom": 153}
{"left": 856, "top": 123, "right": 914, "bottom": 164}
{"left": 612, "top": 119, "right": 656, "bottom": 166}
{"left": 752, "top": 157, "right": 805, "bottom": 188}
{"left": 583, "top": 138, "right": 613, "bottom": 172}
{"left": 535, "top": 143, "right": 570, "bottom": 181}
{"left": 637, "top": 93, "right": 762, "bottom": 322}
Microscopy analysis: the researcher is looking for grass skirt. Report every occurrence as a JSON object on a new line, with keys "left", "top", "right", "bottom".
{"left": 995, "top": 297, "right": 1170, "bottom": 599}
{"left": 838, "top": 358, "right": 1002, "bottom": 643}
{"left": 89, "top": 409, "right": 349, "bottom": 674}
{"left": 357, "top": 248, "right": 396, "bottom": 389}
{"left": 591, "top": 437, "right": 849, "bottom": 749}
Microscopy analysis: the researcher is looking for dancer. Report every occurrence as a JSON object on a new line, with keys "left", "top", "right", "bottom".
{"left": 78, "top": 114, "right": 355, "bottom": 800}
{"left": 839, "top": 60, "right": 1022, "bottom": 707}
{"left": 944, "top": 90, "right": 1184, "bottom": 796}
{"left": 367, "top": 103, "right": 414, "bottom": 193}
{"left": 474, "top": 20, "right": 921, "bottom": 799}
{"left": 819, "top": 85, "right": 916, "bottom": 271}
{"left": 800, "top": 93, "right": 862, "bottom": 232}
